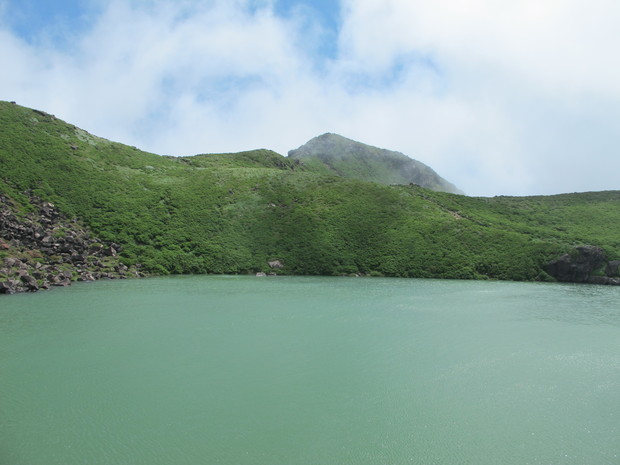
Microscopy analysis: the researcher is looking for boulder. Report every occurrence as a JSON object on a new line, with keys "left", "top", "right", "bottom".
{"left": 32, "top": 270, "right": 45, "bottom": 280}
{"left": 0, "top": 281, "right": 16, "bottom": 294}
{"left": 544, "top": 245, "right": 607, "bottom": 283}
{"left": 41, "top": 201, "right": 55, "bottom": 210}
{"left": 20, "top": 273, "right": 39, "bottom": 291}
{"left": 41, "top": 235, "right": 54, "bottom": 245}
{"left": 103, "top": 246, "right": 117, "bottom": 257}
{"left": 70, "top": 253, "right": 88, "bottom": 264}
{"left": 268, "top": 259, "right": 284, "bottom": 269}
{"left": 78, "top": 272, "right": 95, "bottom": 282}
{"left": 606, "top": 261, "right": 620, "bottom": 277}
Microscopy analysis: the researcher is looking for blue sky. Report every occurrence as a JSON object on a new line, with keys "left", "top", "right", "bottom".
{"left": 1, "top": 0, "right": 620, "bottom": 196}
{"left": 6, "top": 0, "right": 341, "bottom": 55}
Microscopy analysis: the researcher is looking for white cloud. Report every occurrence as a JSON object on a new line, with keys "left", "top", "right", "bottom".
{"left": 339, "top": 0, "right": 620, "bottom": 98}
{"left": 1, "top": 0, "right": 619, "bottom": 196}
{"left": 334, "top": 0, "right": 620, "bottom": 195}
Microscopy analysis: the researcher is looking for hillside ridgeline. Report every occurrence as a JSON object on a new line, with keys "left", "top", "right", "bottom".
{"left": 1, "top": 101, "right": 619, "bottom": 293}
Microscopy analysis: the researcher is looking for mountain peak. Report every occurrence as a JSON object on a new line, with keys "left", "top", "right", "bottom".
{"left": 288, "top": 134, "right": 463, "bottom": 194}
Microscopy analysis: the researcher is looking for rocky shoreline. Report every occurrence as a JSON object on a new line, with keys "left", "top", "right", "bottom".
{"left": 1, "top": 193, "right": 144, "bottom": 294}
{"left": 544, "top": 244, "right": 620, "bottom": 286}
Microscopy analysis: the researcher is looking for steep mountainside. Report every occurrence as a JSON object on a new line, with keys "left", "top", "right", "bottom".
{"left": 288, "top": 133, "right": 463, "bottom": 194}
{"left": 1, "top": 101, "right": 619, "bottom": 292}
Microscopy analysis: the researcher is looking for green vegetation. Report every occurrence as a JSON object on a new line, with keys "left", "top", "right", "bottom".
{"left": 1, "top": 101, "right": 619, "bottom": 281}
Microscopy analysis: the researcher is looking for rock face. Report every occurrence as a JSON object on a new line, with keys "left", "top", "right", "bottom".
{"left": 0, "top": 193, "right": 144, "bottom": 294}
{"left": 545, "top": 245, "right": 620, "bottom": 285}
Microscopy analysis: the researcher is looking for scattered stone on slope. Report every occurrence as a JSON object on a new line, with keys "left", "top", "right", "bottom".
{"left": 0, "top": 193, "right": 144, "bottom": 294}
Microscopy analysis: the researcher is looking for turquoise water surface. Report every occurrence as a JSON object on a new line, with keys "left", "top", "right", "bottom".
{"left": 1, "top": 276, "right": 619, "bottom": 464}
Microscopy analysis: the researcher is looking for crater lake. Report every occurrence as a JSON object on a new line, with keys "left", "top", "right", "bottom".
{"left": 1, "top": 276, "right": 618, "bottom": 465}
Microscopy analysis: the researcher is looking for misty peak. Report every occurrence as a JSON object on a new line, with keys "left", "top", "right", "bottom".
{"left": 288, "top": 134, "right": 463, "bottom": 194}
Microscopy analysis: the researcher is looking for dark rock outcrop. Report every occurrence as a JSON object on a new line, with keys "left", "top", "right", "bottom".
{"left": 606, "top": 260, "right": 620, "bottom": 277}
{"left": 0, "top": 193, "right": 143, "bottom": 294}
{"left": 545, "top": 245, "right": 620, "bottom": 285}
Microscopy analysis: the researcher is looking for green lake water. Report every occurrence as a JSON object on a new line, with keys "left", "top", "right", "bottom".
{"left": 1, "top": 276, "right": 619, "bottom": 464}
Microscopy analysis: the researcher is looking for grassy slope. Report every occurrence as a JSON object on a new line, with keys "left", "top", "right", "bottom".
{"left": 1, "top": 101, "right": 618, "bottom": 280}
